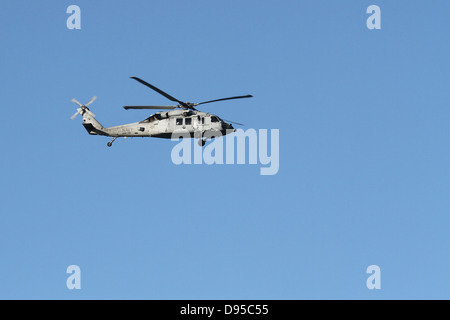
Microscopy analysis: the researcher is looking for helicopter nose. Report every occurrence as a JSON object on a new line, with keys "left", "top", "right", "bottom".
{"left": 222, "top": 122, "right": 234, "bottom": 131}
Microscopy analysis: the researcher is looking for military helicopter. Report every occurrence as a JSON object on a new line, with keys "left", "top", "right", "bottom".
{"left": 71, "top": 77, "right": 253, "bottom": 147}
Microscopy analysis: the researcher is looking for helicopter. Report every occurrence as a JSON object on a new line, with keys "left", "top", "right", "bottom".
{"left": 71, "top": 77, "right": 253, "bottom": 147}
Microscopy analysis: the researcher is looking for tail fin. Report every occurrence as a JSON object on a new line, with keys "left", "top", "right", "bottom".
{"left": 82, "top": 111, "right": 104, "bottom": 135}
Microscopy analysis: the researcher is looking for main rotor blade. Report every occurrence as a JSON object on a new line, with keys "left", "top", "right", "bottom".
{"left": 85, "top": 96, "right": 97, "bottom": 106}
{"left": 123, "top": 105, "right": 178, "bottom": 110}
{"left": 196, "top": 95, "right": 253, "bottom": 106}
{"left": 72, "top": 98, "right": 83, "bottom": 107}
{"left": 223, "top": 119, "right": 245, "bottom": 126}
{"left": 130, "top": 77, "right": 189, "bottom": 108}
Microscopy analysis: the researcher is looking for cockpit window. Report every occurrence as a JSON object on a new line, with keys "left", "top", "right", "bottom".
{"left": 176, "top": 118, "right": 183, "bottom": 125}
{"left": 142, "top": 115, "right": 157, "bottom": 123}
{"left": 211, "top": 116, "right": 219, "bottom": 123}
{"left": 185, "top": 118, "right": 192, "bottom": 125}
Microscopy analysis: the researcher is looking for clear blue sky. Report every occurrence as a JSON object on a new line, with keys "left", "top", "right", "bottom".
{"left": 1, "top": 0, "right": 450, "bottom": 299}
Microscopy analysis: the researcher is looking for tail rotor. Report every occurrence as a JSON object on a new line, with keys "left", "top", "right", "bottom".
{"left": 70, "top": 96, "right": 97, "bottom": 119}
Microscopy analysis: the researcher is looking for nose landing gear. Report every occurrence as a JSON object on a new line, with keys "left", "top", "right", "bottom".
{"left": 198, "top": 139, "right": 206, "bottom": 147}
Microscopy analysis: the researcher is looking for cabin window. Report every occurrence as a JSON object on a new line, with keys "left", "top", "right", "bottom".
{"left": 201, "top": 117, "right": 205, "bottom": 124}
{"left": 211, "top": 116, "right": 219, "bottom": 123}
{"left": 176, "top": 118, "right": 183, "bottom": 125}
{"left": 185, "top": 118, "right": 192, "bottom": 125}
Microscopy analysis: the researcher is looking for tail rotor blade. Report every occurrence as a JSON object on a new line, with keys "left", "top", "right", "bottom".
{"left": 72, "top": 98, "right": 83, "bottom": 107}
{"left": 85, "top": 96, "right": 97, "bottom": 107}
{"left": 70, "top": 109, "right": 81, "bottom": 120}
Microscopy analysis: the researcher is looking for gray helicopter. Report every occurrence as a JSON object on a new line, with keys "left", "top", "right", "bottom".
{"left": 71, "top": 77, "right": 252, "bottom": 147}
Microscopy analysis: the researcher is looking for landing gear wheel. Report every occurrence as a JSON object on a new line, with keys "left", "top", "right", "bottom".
{"left": 107, "top": 137, "right": 118, "bottom": 147}
{"left": 198, "top": 139, "right": 206, "bottom": 147}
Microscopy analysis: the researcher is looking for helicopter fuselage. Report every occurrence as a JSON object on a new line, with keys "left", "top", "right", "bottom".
{"left": 82, "top": 109, "right": 234, "bottom": 139}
